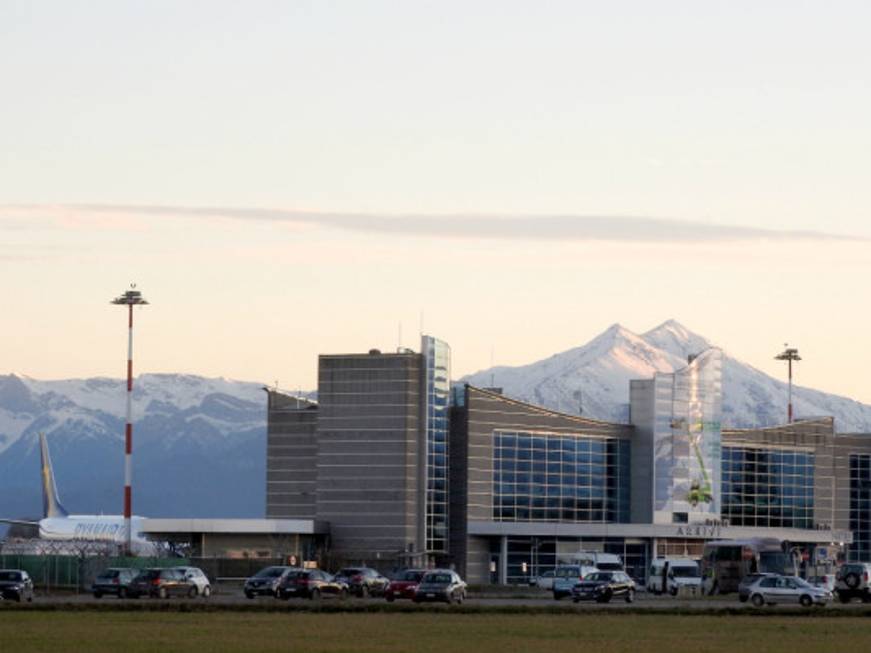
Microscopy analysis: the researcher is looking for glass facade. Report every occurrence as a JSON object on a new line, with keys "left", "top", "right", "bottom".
{"left": 849, "top": 454, "right": 871, "bottom": 562}
{"left": 721, "top": 447, "right": 814, "bottom": 528}
{"left": 493, "top": 431, "right": 630, "bottom": 523}
{"left": 494, "top": 537, "right": 649, "bottom": 585}
{"left": 653, "top": 349, "right": 723, "bottom": 522}
{"left": 422, "top": 335, "right": 451, "bottom": 553}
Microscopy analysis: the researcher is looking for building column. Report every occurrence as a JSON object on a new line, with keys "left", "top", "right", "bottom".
{"left": 500, "top": 536, "right": 508, "bottom": 585}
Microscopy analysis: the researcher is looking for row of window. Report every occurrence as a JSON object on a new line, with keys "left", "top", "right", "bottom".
{"left": 493, "top": 432, "right": 630, "bottom": 524}
{"left": 720, "top": 447, "right": 815, "bottom": 529}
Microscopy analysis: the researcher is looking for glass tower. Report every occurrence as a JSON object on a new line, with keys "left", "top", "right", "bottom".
{"left": 422, "top": 335, "right": 451, "bottom": 553}
{"left": 652, "top": 348, "right": 723, "bottom": 523}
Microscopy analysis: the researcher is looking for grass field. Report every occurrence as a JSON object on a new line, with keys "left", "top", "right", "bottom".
{"left": 4, "top": 612, "right": 868, "bottom": 652}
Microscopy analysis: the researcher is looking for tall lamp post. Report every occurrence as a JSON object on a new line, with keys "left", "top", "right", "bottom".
{"left": 111, "top": 285, "right": 148, "bottom": 555}
{"left": 775, "top": 345, "right": 801, "bottom": 424}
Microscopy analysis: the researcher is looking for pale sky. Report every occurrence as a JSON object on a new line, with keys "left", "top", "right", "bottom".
{"left": 1, "top": 2, "right": 870, "bottom": 403}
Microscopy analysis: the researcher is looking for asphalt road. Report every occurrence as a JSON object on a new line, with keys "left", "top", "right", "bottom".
{"left": 15, "top": 588, "right": 868, "bottom": 611}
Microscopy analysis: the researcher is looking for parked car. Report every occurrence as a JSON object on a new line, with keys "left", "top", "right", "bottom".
{"left": 647, "top": 558, "right": 702, "bottom": 595}
{"left": 385, "top": 569, "right": 426, "bottom": 601}
{"left": 571, "top": 571, "right": 636, "bottom": 604}
{"left": 244, "top": 566, "right": 296, "bottom": 599}
{"left": 552, "top": 565, "right": 596, "bottom": 600}
{"left": 738, "top": 573, "right": 775, "bottom": 603}
{"left": 835, "top": 563, "right": 871, "bottom": 603}
{"left": 277, "top": 569, "right": 349, "bottom": 601}
{"left": 333, "top": 567, "right": 389, "bottom": 598}
{"left": 0, "top": 570, "right": 34, "bottom": 602}
{"left": 174, "top": 566, "right": 211, "bottom": 597}
{"left": 92, "top": 567, "right": 138, "bottom": 599}
{"left": 530, "top": 570, "right": 556, "bottom": 590}
{"left": 413, "top": 569, "right": 467, "bottom": 604}
{"left": 128, "top": 568, "right": 197, "bottom": 599}
{"left": 746, "top": 574, "right": 832, "bottom": 607}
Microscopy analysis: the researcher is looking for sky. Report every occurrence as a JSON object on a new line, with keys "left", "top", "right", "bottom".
{"left": 1, "top": 1, "right": 870, "bottom": 402}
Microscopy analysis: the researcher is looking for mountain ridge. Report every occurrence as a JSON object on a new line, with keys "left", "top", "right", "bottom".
{"left": 462, "top": 321, "right": 871, "bottom": 432}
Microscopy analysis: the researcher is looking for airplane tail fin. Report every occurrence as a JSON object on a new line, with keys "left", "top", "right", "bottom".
{"left": 39, "top": 432, "right": 68, "bottom": 519}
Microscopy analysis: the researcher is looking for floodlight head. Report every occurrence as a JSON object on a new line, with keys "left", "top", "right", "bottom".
{"left": 111, "top": 285, "right": 149, "bottom": 306}
{"left": 775, "top": 346, "right": 801, "bottom": 362}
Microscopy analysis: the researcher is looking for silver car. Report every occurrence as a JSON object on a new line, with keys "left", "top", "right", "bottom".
{"left": 746, "top": 574, "right": 831, "bottom": 607}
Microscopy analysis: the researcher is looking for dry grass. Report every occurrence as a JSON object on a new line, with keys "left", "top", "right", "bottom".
{"left": 6, "top": 612, "right": 866, "bottom": 652}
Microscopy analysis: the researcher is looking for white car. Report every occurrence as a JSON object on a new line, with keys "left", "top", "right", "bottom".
{"left": 747, "top": 574, "right": 831, "bottom": 607}
{"left": 174, "top": 566, "right": 211, "bottom": 597}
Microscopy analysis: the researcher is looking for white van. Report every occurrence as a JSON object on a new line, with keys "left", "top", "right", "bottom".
{"left": 647, "top": 558, "right": 701, "bottom": 595}
{"left": 558, "top": 552, "right": 624, "bottom": 571}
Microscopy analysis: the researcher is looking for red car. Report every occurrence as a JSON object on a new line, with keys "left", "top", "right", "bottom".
{"left": 385, "top": 569, "right": 427, "bottom": 602}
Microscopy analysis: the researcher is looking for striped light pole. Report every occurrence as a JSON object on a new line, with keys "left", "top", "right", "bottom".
{"left": 111, "top": 285, "right": 148, "bottom": 555}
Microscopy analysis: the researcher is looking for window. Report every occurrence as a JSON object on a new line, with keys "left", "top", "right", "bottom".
{"left": 494, "top": 431, "right": 630, "bottom": 523}
{"left": 721, "top": 447, "right": 814, "bottom": 529}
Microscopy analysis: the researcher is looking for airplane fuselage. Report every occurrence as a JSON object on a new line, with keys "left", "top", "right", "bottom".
{"left": 38, "top": 515, "right": 154, "bottom": 554}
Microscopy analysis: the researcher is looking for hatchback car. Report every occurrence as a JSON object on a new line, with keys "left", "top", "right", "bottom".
{"left": 571, "top": 571, "right": 636, "bottom": 603}
{"left": 333, "top": 567, "right": 389, "bottom": 598}
{"left": 174, "top": 566, "right": 211, "bottom": 597}
{"left": 128, "top": 568, "right": 197, "bottom": 599}
{"left": 746, "top": 574, "right": 831, "bottom": 607}
{"left": 385, "top": 569, "right": 426, "bottom": 601}
{"left": 92, "top": 567, "right": 138, "bottom": 599}
{"left": 0, "top": 570, "right": 34, "bottom": 602}
{"left": 413, "top": 570, "right": 467, "bottom": 604}
{"left": 244, "top": 566, "right": 296, "bottom": 599}
{"left": 277, "top": 569, "right": 349, "bottom": 601}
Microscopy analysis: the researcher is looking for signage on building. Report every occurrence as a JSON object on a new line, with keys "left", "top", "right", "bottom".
{"left": 674, "top": 525, "right": 722, "bottom": 538}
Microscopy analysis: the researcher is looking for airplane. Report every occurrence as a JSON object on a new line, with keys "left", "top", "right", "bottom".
{"left": 0, "top": 432, "right": 158, "bottom": 555}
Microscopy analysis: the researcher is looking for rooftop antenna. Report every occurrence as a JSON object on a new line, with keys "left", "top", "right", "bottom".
{"left": 419, "top": 310, "right": 425, "bottom": 338}
{"left": 110, "top": 283, "right": 148, "bottom": 556}
{"left": 775, "top": 344, "right": 801, "bottom": 424}
{"left": 398, "top": 321, "right": 403, "bottom": 352}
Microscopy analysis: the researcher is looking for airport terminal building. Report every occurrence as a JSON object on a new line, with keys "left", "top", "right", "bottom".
{"left": 267, "top": 337, "right": 870, "bottom": 584}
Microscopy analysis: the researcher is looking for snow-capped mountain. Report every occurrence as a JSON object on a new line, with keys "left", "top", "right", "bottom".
{"left": 0, "top": 373, "right": 269, "bottom": 528}
{"left": 462, "top": 320, "right": 871, "bottom": 433}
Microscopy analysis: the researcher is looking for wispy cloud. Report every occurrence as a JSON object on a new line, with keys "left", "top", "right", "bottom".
{"left": 3, "top": 204, "right": 862, "bottom": 244}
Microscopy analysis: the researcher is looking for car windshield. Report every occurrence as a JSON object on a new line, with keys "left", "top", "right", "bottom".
{"left": 671, "top": 566, "right": 700, "bottom": 578}
{"left": 136, "top": 570, "right": 160, "bottom": 580}
{"left": 759, "top": 552, "right": 792, "bottom": 575}
{"left": 99, "top": 570, "right": 120, "bottom": 579}
{"left": 401, "top": 571, "right": 424, "bottom": 582}
{"left": 586, "top": 572, "right": 613, "bottom": 582}
{"left": 0, "top": 571, "right": 22, "bottom": 581}
{"left": 338, "top": 569, "right": 362, "bottom": 577}
{"left": 423, "top": 573, "right": 452, "bottom": 584}
{"left": 792, "top": 577, "right": 812, "bottom": 588}
{"left": 555, "top": 567, "right": 581, "bottom": 578}
{"left": 255, "top": 567, "right": 286, "bottom": 578}
{"left": 596, "top": 563, "right": 622, "bottom": 571}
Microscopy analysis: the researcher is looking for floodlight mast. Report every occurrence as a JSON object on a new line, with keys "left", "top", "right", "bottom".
{"left": 111, "top": 285, "right": 148, "bottom": 555}
{"left": 775, "top": 345, "right": 801, "bottom": 424}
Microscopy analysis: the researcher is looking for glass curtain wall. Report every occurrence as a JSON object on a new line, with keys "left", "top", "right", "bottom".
{"left": 493, "top": 431, "right": 630, "bottom": 523}
{"left": 849, "top": 454, "right": 871, "bottom": 562}
{"left": 721, "top": 447, "right": 814, "bottom": 528}
{"left": 422, "top": 336, "right": 451, "bottom": 554}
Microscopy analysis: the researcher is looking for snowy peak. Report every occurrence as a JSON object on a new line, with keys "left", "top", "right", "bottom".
{"left": 460, "top": 320, "right": 871, "bottom": 432}
{"left": 641, "top": 320, "right": 713, "bottom": 362}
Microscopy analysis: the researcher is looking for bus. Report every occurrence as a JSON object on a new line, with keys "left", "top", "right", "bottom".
{"left": 700, "top": 538, "right": 796, "bottom": 594}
